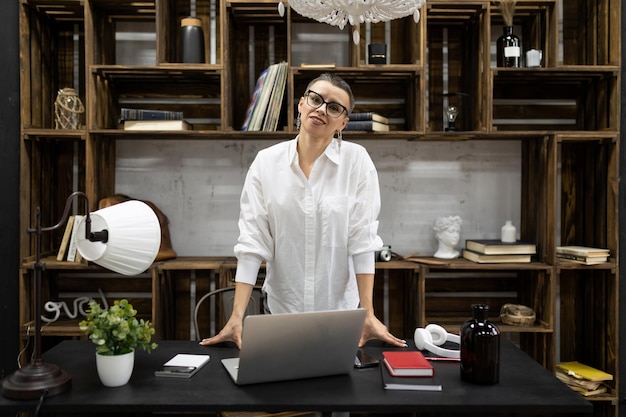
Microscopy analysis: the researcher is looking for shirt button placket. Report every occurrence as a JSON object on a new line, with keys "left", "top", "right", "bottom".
{"left": 303, "top": 186, "right": 315, "bottom": 311}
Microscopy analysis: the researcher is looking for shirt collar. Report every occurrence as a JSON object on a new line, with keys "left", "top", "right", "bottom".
{"left": 290, "top": 136, "right": 341, "bottom": 166}
{"left": 325, "top": 138, "right": 341, "bottom": 165}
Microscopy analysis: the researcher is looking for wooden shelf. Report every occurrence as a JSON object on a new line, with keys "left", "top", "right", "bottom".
{"left": 408, "top": 257, "right": 552, "bottom": 271}
{"left": 491, "top": 65, "right": 620, "bottom": 75}
{"left": 22, "top": 129, "right": 86, "bottom": 141}
{"left": 18, "top": 2, "right": 620, "bottom": 415}
{"left": 21, "top": 319, "right": 84, "bottom": 338}
{"left": 555, "top": 259, "right": 617, "bottom": 271}
{"left": 428, "top": 318, "right": 553, "bottom": 334}
{"left": 90, "top": 65, "right": 224, "bottom": 79}
{"left": 24, "top": 127, "right": 620, "bottom": 142}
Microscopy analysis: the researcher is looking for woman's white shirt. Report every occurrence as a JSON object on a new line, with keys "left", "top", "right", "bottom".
{"left": 234, "top": 137, "right": 383, "bottom": 313}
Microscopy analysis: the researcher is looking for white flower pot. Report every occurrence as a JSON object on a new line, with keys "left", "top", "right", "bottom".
{"left": 95, "top": 350, "right": 135, "bottom": 387}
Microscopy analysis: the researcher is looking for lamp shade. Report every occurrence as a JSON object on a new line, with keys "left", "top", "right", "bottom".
{"left": 76, "top": 200, "right": 161, "bottom": 276}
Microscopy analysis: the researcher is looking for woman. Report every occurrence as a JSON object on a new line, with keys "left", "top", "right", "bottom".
{"left": 200, "top": 73, "right": 406, "bottom": 349}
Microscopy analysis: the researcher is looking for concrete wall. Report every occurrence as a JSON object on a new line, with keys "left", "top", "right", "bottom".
{"left": 115, "top": 139, "right": 521, "bottom": 258}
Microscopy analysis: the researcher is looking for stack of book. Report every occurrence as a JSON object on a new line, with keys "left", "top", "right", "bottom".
{"left": 121, "top": 108, "right": 190, "bottom": 131}
{"left": 241, "top": 61, "right": 288, "bottom": 132}
{"left": 56, "top": 215, "right": 86, "bottom": 263}
{"left": 380, "top": 351, "right": 442, "bottom": 391}
{"left": 556, "top": 246, "right": 609, "bottom": 265}
{"left": 556, "top": 361, "right": 612, "bottom": 397}
{"left": 462, "top": 239, "right": 536, "bottom": 263}
{"left": 345, "top": 112, "right": 389, "bottom": 132}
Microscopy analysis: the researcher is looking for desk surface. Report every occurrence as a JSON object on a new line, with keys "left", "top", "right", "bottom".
{"left": 0, "top": 340, "right": 592, "bottom": 415}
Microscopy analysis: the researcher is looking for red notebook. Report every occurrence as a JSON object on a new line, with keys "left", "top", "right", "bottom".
{"left": 382, "top": 351, "right": 434, "bottom": 377}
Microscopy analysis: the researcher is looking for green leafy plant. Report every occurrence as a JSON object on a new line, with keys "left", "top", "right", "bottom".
{"left": 79, "top": 299, "right": 157, "bottom": 356}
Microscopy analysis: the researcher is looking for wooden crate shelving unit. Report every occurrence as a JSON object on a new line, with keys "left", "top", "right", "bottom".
{"left": 18, "top": 1, "right": 620, "bottom": 415}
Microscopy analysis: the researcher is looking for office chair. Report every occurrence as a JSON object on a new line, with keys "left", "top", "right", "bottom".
{"left": 194, "top": 287, "right": 321, "bottom": 417}
{"left": 193, "top": 286, "right": 264, "bottom": 340}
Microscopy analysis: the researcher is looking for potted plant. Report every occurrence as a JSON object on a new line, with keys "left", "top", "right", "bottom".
{"left": 79, "top": 299, "right": 157, "bottom": 387}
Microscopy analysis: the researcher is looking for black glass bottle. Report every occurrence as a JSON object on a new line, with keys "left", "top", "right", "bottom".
{"left": 496, "top": 26, "right": 521, "bottom": 68}
{"left": 460, "top": 304, "right": 500, "bottom": 384}
{"left": 180, "top": 17, "right": 205, "bottom": 64}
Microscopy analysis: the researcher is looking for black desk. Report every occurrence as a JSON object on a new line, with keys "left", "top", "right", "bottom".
{"left": 0, "top": 340, "right": 592, "bottom": 415}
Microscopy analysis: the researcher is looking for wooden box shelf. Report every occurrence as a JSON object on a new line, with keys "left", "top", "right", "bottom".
{"left": 87, "top": 0, "right": 224, "bottom": 66}
{"left": 561, "top": 0, "right": 621, "bottom": 66}
{"left": 557, "top": 134, "right": 619, "bottom": 260}
{"left": 89, "top": 65, "right": 224, "bottom": 130}
{"left": 86, "top": 0, "right": 157, "bottom": 67}
{"left": 20, "top": 1, "right": 86, "bottom": 131}
{"left": 426, "top": 1, "right": 488, "bottom": 133}
{"left": 489, "top": 0, "right": 558, "bottom": 68}
{"left": 18, "top": 257, "right": 154, "bottom": 353}
{"left": 491, "top": 67, "right": 620, "bottom": 131}
{"left": 228, "top": 0, "right": 288, "bottom": 130}
{"left": 157, "top": 0, "right": 223, "bottom": 65}
{"left": 414, "top": 259, "right": 555, "bottom": 368}
{"left": 292, "top": 68, "right": 423, "bottom": 132}
{"left": 355, "top": 17, "right": 423, "bottom": 66}
{"left": 18, "top": 1, "right": 620, "bottom": 415}
{"left": 558, "top": 268, "right": 618, "bottom": 407}
{"left": 20, "top": 138, "right": 87, "bottom": 257}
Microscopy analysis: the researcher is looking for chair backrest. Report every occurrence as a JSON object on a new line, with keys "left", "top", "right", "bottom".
{"left": 193, "top": 286, "right": 264, "bottom": 340}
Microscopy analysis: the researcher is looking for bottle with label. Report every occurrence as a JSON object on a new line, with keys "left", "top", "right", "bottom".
{"left": 460, "top": 304, "right": 500, "bottom": 384}
{"left": 496, "top": 26, "right": 521, "bottom": 67}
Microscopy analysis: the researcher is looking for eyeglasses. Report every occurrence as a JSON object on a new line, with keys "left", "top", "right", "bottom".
{"left": 304, "top": 90, "right": 348, "bottom": 118}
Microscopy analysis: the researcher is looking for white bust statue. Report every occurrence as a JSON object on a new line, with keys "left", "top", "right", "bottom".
{"left": 433, "top": 215, "right": 462, "bottom": 259}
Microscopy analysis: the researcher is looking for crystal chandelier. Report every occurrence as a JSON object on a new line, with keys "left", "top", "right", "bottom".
{"left": 279, "top": 0, "right": 426, "bottom": 44}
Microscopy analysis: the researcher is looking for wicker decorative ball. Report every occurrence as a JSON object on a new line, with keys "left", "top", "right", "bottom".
{"left": 499, "top": 303, "right": 536, "bottom": 326}
{"left": 54, "top": 88, "right": 85, "bottom": 129}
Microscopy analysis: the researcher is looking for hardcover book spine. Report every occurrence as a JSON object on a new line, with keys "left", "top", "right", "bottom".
{"left": 349, "top": 112, "right": 389, "bottom": 124}
{"left": 344, "top": 120, "right": 389, "bottom": 132}
{"left": 556, "top": 253, "right": 600, "bottom": 262}
{"left": 349, "top": 112, "right": 376, "bottom": 121}
{"left": 121, "top": 108, "right": 183, "bottom": 121}
{"left": 556, "top": 247, "right": 609, "bottom": 257}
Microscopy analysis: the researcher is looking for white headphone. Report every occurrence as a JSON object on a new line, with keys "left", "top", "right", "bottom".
{"left": 414, "top": 324, "right": 460, "bottom": 359}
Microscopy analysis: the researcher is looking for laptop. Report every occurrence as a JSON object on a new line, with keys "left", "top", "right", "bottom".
{"left": 221, "top": 308, "right": 366, "bottom": 385}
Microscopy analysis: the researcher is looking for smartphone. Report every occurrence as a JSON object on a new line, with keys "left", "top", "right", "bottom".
{"left": 156, "top": 366, "right": 196, "bottom": 375}
{"left": 354, "top": 349, "right": 380, "bottom": 368}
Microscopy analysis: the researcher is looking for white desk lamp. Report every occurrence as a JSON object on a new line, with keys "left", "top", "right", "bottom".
{"left": 1, "top": 191, "right": 161, "bottom": 400}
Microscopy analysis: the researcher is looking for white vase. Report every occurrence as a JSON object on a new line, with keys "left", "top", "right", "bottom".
{"left": 501, "top": 220, "right": 517, "bottom": 243}
{"left": 96, "top": 349, "right": 135, "bottom": 387}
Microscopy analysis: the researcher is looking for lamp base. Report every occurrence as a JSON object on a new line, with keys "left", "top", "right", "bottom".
{"left": 1, "top": 359, "right": 71, "bottom": 400}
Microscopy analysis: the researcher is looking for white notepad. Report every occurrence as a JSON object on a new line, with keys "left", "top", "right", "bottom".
{"left": 155, "top": 354, "right": 210, "bottom": 378}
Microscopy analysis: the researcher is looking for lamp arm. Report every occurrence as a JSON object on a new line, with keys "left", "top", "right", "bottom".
{"left": 28, "top": 191, "right": 91, "bottom": 237}
{"left": 27, "top": 191, "right": 100, "bottom": 242}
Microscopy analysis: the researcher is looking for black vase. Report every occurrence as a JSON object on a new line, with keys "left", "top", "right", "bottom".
{"left": 496, "top": 26, "right": 521, "bottom": 68}
{"left": 460, "top": 304, "right": 500, "bottom": 384}
{"left": 180, "top": 17, "right": 205, "bottom": 63}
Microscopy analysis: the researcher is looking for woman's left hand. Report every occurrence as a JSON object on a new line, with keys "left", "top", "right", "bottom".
{"left": 359, "top": 313, "right": 407, "bottom": 348}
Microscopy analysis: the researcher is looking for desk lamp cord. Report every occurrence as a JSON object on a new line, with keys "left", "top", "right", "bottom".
{"left": 34, "top": 389, "right": 48, "bottom": 416}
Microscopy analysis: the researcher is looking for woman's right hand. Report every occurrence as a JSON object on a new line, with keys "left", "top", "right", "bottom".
{"left": 199, "top": 316, "right": 244, "bottom": 349}
{"left": 199, "top": 282, "right": 254, "bottom": 349}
